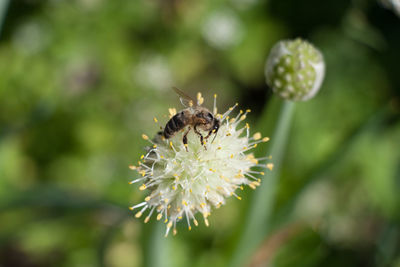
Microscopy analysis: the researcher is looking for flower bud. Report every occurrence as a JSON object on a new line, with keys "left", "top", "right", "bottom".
{"left": 265, "top": 38, "right": 325, "bottom": 101}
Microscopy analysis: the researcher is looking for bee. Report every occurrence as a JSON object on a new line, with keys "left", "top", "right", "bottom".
{"left": 163, "top": 87, "right": 220, "bottom": 150}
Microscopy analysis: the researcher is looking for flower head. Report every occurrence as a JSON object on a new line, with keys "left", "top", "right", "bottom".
{"left": 129, "top": 93, "right": 272, "bottom": 236}
{"left": 265, "top": 38, "right": 325, "bottom": 101}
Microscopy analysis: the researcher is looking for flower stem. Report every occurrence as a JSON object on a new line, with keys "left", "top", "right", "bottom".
{"left": 143, "top": 222, "right": 171, "bottom": 267}
{"left": 229, "top": 97, "right": 295, "bottom": 267}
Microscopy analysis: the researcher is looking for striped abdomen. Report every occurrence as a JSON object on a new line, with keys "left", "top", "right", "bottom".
{"left": 163, "top": 112, "right": 187, "bottom": 139}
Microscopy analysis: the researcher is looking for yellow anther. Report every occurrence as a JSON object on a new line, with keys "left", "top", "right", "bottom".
{"left": 240, "top": 186, "right": 244, "bottom": 190}
{"left": 142, "top": 134, "right": 149, "bottom": 140}
{"left": 164, "top": 198, "right": 169, "bottom": 203}
{"left": 260, "top": 172, "right": 265, "bottom": 175}
{"left": 164, "top": 218, "right": 168, "bottom": 223}
{"left": 253, "top": 132, "right": 262, "bottom": 140}
{"left": 240, "top": 115, "right": 247, "bottom": 121}
{"left": 230, "top": 154, "right": 234, "bottom": 158}
{"left": 240, "top": 110, "right": 243, "bottom": 114}
{"left": 145, "top": 196, "right": 151, "bottom": 201}
{"left": 200, "top": 203, "right": 206, "bottom": 208}
{"left": 246, "top": 109, "right": 251, "bottom": 113}
{"left": 129, "top": 206, "right": 134, "bottom": 210}
{"left": 253, "top": 144, "right": 258, "bottom": 148}
{"left": 189, "top": 188, "right": 192, "bottom": 193}
{"left": 168, "top": 108, "right": 177, "bottom": 116}
{"left": 153, "top": 144, "right": 157, "bottom": 148}
{"left": 262, "top": 137, "right": 270, "bottom": 142}
{"left": 229, "top": 118, "right": 236, "bottom": 123}
{"left": 178, "top": 216, "right": 182, "bottom": 220}
{"left": 204, "top": 218, "right": 209, "bottom": 227}
{"left": 245, "top": 123, "right": 250, "bottom": 129}
{"left": 226, "top": 133, "right": 232, "bottom": 136}
{"left": 140, "top": 170, "right": 146, "bottom": 177}
{"left": 188, "top": 226, "right": 192, "bottom": 231}
{"left": 140, "top": 155, "right": 144, "bottom": 159}
{"left": 217, "top": 146, "right": 222, "bottom": 150}
{"left": 139, "top": 184, "right": 146, "bottom": 191}
{"left": 193, "top": 219, "right": 198, "bottom": 226}
{"left": 249, "top": 184, "right": 256, "bottom": 189}
{"left": 167, "top": 221, "right": 173, "bottom": 228}
{"left": 172, "top": 186, "right": 176, "bottom": 190}
{"left": 173, "top": 229, "right": 177, "bottom": 236}
{"left": 236, "top": 196, "right": 242, "bottom": 200}
{"left": 157, "top": 213, "right": 162, "bottom": 220}
{"left": 182, "top": 200, "right": 188, "bottom": 206}
{"left": 129, "top": 165, "right": 136, "bottom": 170}
{"left": 266, "top": 163, "right": 274, "bottom": 170}
{"left": 135, "top": 211, "right": 142, "bottom": 218}
{"left": 153, "top": 117, "right": 158, "bottom": 123}
{"left": 144, "top": 216, "right": 150, "bottom": 223}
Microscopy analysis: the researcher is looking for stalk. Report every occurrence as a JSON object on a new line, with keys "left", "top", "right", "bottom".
{"left": 229, "top": 97, "right": 295, "bottom": 267}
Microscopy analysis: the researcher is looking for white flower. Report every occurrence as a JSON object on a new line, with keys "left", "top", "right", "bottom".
{"left": 129, "top": 94, "right": 273, "bottom": 236}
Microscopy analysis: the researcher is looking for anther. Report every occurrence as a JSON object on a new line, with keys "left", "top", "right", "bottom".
{"left": 266, "top": 163, "right": 274, "bottom": 170}
{"left": 253, "top": 132, "right": 262, "bottom": 140}
{"left": 139, "top": 184, "right": 146, "bottom": 190}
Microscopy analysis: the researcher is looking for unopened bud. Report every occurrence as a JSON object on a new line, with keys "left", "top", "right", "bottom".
{"left": 265, "top": 38, "right": 325, "bottom": 101}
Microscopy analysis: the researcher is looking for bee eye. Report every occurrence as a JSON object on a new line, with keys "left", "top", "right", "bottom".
{"left": 207, "top": 112, "right": 213, "bottom": 119}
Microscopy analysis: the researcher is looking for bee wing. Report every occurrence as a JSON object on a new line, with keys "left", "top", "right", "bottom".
{"left": 172, "top": 87, "right": 197, "bottom": 108}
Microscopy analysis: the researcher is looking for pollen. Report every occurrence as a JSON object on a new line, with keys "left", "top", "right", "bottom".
{"left": 266, "top": 163, "right": 274, "bottom": 170}
{"left": 168, "top": 108, "right": 177, "bottom": 117}
{"left": 253, "top": 132, "right": 262, "bottom": 140}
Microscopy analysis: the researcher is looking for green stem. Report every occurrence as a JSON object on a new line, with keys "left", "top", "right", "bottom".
{"left": 229, "top": 97, "right": 295, "bottom": 267}
{"left": 143, "top": 221, "right": 170, "bottom": 267}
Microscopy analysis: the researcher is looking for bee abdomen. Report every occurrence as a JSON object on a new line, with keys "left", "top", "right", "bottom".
{"left": 163, "top": 112, "right": 185, "bottom": 139}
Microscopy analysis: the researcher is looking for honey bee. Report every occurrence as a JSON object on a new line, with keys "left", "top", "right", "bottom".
{"left": 163, "top": 87, "right": 220, "bottom": 150}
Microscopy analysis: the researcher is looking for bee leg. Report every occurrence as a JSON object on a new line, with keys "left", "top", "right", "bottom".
{"left": 205, "top": 130, "right": 213, "bottom": 140}
{"left": 194, "top": 124, "right": 206, "bottom": 150}
{"left": 183, "top": 126, "right": 191, "bottom": 152}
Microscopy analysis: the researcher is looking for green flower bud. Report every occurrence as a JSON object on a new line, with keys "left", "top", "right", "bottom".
{"left": 265, "top": 38, "right": 325, "bottom": 101}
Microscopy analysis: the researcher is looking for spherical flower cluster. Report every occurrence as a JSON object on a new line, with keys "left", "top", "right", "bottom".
{"left": 129, "top": 93, "right": 273, "bottom": 236}
{"left": 265, "top": 38, "right": 325, "bottom": 101}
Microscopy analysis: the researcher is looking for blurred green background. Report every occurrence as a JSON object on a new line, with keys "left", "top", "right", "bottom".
{"left": 0, "top": 0, "right": 400, "bottom": 266}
